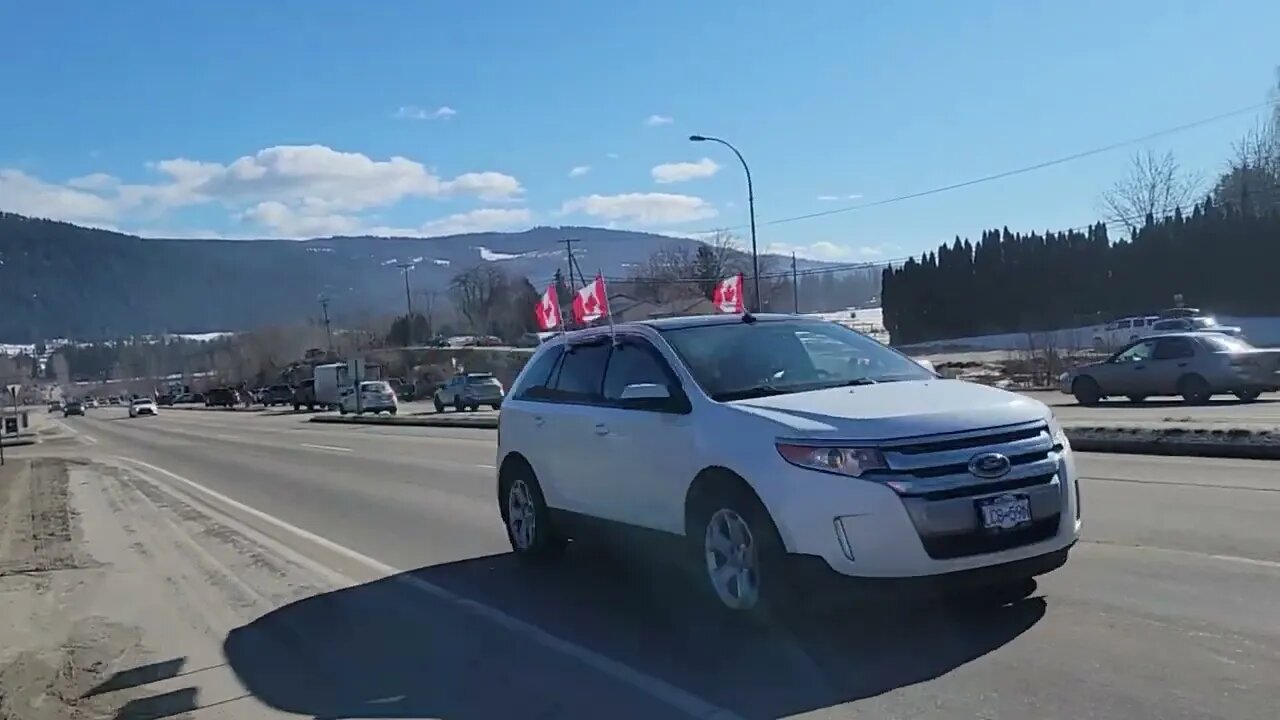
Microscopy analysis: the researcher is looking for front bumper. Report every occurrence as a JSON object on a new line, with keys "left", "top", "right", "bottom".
{"left": 765, "top": 442, "right": 1081, "bottom": 581}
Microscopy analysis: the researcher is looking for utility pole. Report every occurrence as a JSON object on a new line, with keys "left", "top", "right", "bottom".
{"left": 791, "top": 252, "right": 799, "bottom": 313}
{"left": 319, "top": 297, "right": 333, "bottom": 353}
{"left": 396, "top": 262, "right": 415, "bottom": 346}
{"left": 420, "top": 290, "right": 437, "bottom": 340}
{"left": 562, "top": 237, "right": 586, "bottom": 290}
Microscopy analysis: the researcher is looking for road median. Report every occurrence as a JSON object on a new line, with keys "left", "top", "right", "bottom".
{"left": 311, "top": 414, "right": 1280, "bottom": 459}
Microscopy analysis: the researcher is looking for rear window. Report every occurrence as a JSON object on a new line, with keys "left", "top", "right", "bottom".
{"left": 466, "top": 374, "right": 499, "bottom": 385}
{"left": 361, "top": 381, "right": 390, "bottom": 392}
{"left": 1201, "top": 335, "right": 1254, "bottom": 352}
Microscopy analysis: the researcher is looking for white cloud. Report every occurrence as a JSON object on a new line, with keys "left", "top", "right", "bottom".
{"left": 0, "top": 169, "right": 119, "bottom": 221}
{"left": 645, "top": 114, "right": 674, "bottom": 126}
{"left": 817, "top": 193, "right": 863, "bottom": 201}
{"left": 239, "top": 201, "right": 362, "bottom": 238}
{"left": 418, "top": 208, "right": 533, "bottom": 237}
{"left": 606, "top": 152, "right": 620, "bottom": 159}
{"left": 651, "top": 158, "right": 720, "bottom": 184}
{"left": 394, "top": 105, "right": 457, "bottom": 120}
{"left": 66, "top": 173, "right": 120, "bottom": 191}
{"left": 560, "top": 192, "right": 716, "bottom": 225}
{"left": 568, "top": 165, "right": 591, "bottom": 178}
{"left": 764, "top": 241, "right": 898, "bottom": 262}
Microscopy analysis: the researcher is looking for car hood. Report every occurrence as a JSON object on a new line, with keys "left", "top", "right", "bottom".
{"left": 727, "top": 379, "right": 1049, "bottom": 441}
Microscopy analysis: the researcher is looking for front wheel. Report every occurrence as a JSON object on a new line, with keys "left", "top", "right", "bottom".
{"left": 690, "top": 484, "right": 788, "bottom": 618}
{"left": 1126, "top": 395, "right": 1147, "bottom": 403}
{"left": 1179, "top": 374, "right": 1212, "bottom": 405}
{"left": 454, "top": 397, "right": 465, "bottom": 412}
{"left": 1072, "top": 377, "right": 1102, "bottom": 406}
{"left": 1234, "top": 389, "right": 1262, "bottom": 402}
{"left": 434, "top": 397, "right": 444, "bottom": 413}
{"left": 499, "top": 468, "right": 565, "bottom": 561}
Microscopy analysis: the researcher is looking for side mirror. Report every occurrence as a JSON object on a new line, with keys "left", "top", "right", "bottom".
{"left": 619, "top": 383, "right": 671, "bottom": 401}
{"left": 915, "top": 358, "right": 936, "bottom": 374}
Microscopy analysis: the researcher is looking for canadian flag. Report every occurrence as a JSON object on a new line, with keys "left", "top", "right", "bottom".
{"left": 712, "top": 273, "right": 745, "bottom": 313}
{"left": 572, "top": 273, "right": 610, "bottom": 325}
{"left": 533, "top": 283, "right": 561, "bottom": 331}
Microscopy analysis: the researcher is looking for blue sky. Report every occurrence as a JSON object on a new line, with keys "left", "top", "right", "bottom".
{"left": 1, "top": 0, "right": 1277, "bottom": 262}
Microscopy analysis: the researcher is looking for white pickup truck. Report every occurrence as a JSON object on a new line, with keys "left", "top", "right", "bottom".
{"left": 1091, "top": 316, "right": 1159, "bottom": 351}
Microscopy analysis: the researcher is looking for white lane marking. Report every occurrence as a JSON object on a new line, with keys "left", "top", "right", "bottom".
{"left": 475, "top": 463, "right": 496, "bottom": 469}
{"left": 111, "top": 456, "right": 740, "bottom": 720}
{"left": 299, "top": 442, "right": 354, "bottom": 453}
{"left": 1081, "top": 539, "right": 1280, "bottom": 569}
{"left": 52, "top": 418, "right": 97, "bottom": 445}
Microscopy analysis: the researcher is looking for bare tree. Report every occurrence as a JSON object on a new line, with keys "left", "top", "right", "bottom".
{"left": 51, "top": 353, "right": 71, "bottom": 388}
{"left": 449, "top": 266, "right": 510, "bottom": 334}
{"left": 1101, "top": 150, "right": 1203, "bottom": 236}
{"left": 627, "top": 231, "right": 748, "bottom": 304}
{"left": 1214, "top": 118, "right": 1280, "bottom": 215}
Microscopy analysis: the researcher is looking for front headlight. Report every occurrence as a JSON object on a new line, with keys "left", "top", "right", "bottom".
{"left": 1048, "top": 416, "right": 1070, "bottom": 450}
{"left": 776, "top": 443, "right": 889, "bottom": 478}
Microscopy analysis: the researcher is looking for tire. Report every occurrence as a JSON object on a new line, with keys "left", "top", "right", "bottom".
{"left": 687, "top": 478, "right": 789, "bottom": 618}
{"left": 388, "top": 408, "right": 397, "bottom": 415}
{"left": 293, "top": 402, "right": 300, "bottom": 412}
{"left": 434, "top": 397, "right": 444, "bottom": 413}
{"left": 469, "top": 404, "right": 480, "bottom": 412}
{"left": 1126, "top": 395, "right": 1147, "bottom": 403}
{"left": 1234, "top": 389, "right": 1262, "bottom": 402}
{"left": 454, "top": 397, "right": 465, "bottom": 412}
{"left": 498, "top": 465, "right": 565, "bottom": 562}
{"left": 1178, "top": 374, "right": 1212, "bottom": 404}
{"left": 1072, "top": 377, "right": 1102, "bottom": 406}
{"left": 339, "top": 407, "right": 347, "bottom": 415}
{"left": 491, "top": 403, "right": 501, "bottom": 411}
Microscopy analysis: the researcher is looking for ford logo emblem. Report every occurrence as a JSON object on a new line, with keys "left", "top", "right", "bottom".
{"left": 968, "top": 452, "right": 1011, "bottom": 479}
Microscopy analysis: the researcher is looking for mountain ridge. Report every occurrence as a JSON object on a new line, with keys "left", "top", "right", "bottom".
{"left": 0, "top": 213, "right": 848, "bottom": 341}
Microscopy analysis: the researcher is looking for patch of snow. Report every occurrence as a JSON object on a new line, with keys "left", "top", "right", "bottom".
{"left": 476, "top": 246, "right": 520, "bottom": 261}
{"left": 305, "top": 247, "right": 334, "bottom": 253}
{"left": 411, "top": 256, "right": 425, "bottom": 264}
{"left": 431, "top": 258, "right": 450, "bottom": 267}
{"left": 380, "top": 258, "right": 399, "bottom": 266}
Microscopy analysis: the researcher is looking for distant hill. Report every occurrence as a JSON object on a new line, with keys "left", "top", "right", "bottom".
{"left": 0, "top": 213, "right": 849, "bottom": 341}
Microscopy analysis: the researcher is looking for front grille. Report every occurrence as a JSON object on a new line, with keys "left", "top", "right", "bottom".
{"left": 907, "top": 471, "right": 1056, "bottom": 501}
{"left": 921, "top": 515, "right": 1061, "bottom": 559}
{"left": 891, "top": 425, "right": 1044, "bottom": 455}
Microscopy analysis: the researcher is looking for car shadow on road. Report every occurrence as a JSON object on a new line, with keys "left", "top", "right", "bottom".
{"left": 1093, "top": 397, "right": 1278, "bottom": 408}
{"left": 223, "top": 548, "right": 1045, "bottom": 719}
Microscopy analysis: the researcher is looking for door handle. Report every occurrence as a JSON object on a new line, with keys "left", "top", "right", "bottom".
{"left": 593, "top": 423, "right": 609, "bottom": 436}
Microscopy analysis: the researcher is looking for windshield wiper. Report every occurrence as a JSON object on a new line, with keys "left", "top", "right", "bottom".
{"left": 714, "top": 385, "right": 792, "bottom": 401}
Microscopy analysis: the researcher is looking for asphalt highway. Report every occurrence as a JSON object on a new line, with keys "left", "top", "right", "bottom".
{"left": 45, "top": 406, "right": 1280, "bottom": 719}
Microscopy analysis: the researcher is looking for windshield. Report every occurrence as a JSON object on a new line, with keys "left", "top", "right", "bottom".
{"left": 661, "top": 319, "right": 934, "bottom": 401}
{"left": 1191, "top": 317, "right": 1220, "bottom": 328}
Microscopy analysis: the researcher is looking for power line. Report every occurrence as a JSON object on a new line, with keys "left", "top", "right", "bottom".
{"left": 691, "top": 98, "right": 1280, "bottom": 234}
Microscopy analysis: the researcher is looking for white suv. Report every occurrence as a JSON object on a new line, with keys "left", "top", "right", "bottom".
{"left": 496, "top": 315, "right": 1080, "bottom": 616}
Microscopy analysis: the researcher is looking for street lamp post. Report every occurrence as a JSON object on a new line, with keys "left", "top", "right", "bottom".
{"left": 690, "top": 134, "right": 760, "bottom": 312}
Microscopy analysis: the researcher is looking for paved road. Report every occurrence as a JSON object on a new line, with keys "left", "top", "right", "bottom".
{"left": 43, "top": 407, "right": 1280, "bottom": 719}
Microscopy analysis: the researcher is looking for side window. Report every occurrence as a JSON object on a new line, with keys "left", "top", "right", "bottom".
{"left": 1114, "top": 339, "right": 1156, "bottom": 363}
{"left": 1152, "top": 337, "right": 1195, "bottom": 360}
{"left": 511, "top": 346, "right": 564, "bottom": 401}
{"left": 1116, "top": 320, "right": 1132, "bottom": 329}
{"left": 549, "top": 342, "right": 610, "bottom": 403}
{"left": 602, "top": 340, "right": 674, "bottom": 402}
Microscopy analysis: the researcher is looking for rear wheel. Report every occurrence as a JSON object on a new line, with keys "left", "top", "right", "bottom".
{"left": 434, "top": 396, "right": 444, "bottom": 413}
{"left": 1072, "top": 377, "right": 1102, "bottom": 406}
{"left": 1178, "top": 374, "right": 1212, "bottom": 404}
{"left": 1126, "top": 395, "right": 1147, "bottom": 403}
{"left": 1234, "top": 389, "right": 1262, "bottom": 402}
{"left": 454, "top": 397, "right": 465, "bottom": 412}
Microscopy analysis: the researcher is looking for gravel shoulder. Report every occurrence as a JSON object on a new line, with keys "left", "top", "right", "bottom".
{"left": 0, "top": 457, "right": 341, "bottom": 719}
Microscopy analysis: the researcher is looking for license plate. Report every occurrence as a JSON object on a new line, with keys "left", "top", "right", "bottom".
{"left": 978, "top": 494, "right": 1032, "bottom": 531}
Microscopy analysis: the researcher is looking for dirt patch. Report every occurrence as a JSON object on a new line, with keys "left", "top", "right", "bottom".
{"left": 0, "top": 458, "right": 80, "bottom": 578}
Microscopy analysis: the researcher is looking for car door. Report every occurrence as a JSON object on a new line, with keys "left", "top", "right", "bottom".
{"left": 534, "top": 339, "right": 612, "bottom": 516}
{"left": 589, "top": 336, "right": 697, "bottom": 533}
{"left": 1101, "top": 339, "right": 1158, "bottom": 395}
{"left": 1148, "top": 336, "right": 1197, "bottom": 395}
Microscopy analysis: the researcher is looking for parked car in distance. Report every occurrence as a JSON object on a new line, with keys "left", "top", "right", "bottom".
{"left": 48, "top": 400, "right": 63, "bottom": 413}
{"left": 258, "top": 384, "right": 295, "bottom": 407}
{"left": 434, "top": 372, "right": 505, "bottom": 412}
{"left": 1091, "top": 315, "right": 1159, "bottom": 350}
{"left": 129, "top": 397, "right": 159, "bottom": 417}
{"left": 205, "top": 387, "right": 240, "bottom": 408}
{"left": 63, "top": 400, "right": 85, "bottom": 417}
{"left": 386, "top": 377, "right": 415, "bottom": 402}
{"left": 339, "top": 380, "right": 398, "bottom": 415}
{"left": 1062, "top": 331, "right": 1279, "bottom": 405}
{"left": 497, "top": 314, "right": 1080, "bottom": 617}
{"left": 1148, "top": 316, "right": 1244, "bottom": 338}
{"left": 108, "top": 396, "right": 122, "bottom": 406}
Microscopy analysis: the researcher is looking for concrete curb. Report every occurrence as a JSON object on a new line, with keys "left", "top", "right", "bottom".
{"left": 1064, "top": 426, "right": 1280, "bottom": 460}
{"left": 309, "top": 415, "right": 1280, "bottom": 459}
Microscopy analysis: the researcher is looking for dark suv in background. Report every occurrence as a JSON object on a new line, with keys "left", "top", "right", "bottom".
{"left": 258, "top": 384, "right": 295, "bottom": 407}
{"left": 205, "top": 387, "right": 241, "bottom": 408}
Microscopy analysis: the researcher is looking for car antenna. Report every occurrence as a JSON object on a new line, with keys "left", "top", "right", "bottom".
{"left": 740, "top": 310, "right": 757, "bottom": 324}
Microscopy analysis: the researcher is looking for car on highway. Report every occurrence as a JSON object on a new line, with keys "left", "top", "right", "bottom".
{"left": 258, "top": 384, "right": 295, "bottom": 407}
{"left": 339, "top": 380, "right": 398, "bottom": 415}
{"left": 1148, "top": 315, "right": 1244, "bottom": 338}
{"left": 129, "top": 396, "right": 159, "bottom": 417}
{"left": 1061, "top": 331, "right": 1280, "bottom": 405}
{"left": 107, "top": 396, "right": 122, "bottom": 406}
{"left": 434, "top": 372, "right": 505, "bottom": 412}
{"left": 496, "top": 314, "right": 1080, "bottom": 617}
{"left": 204, "top": 387, "right": 241, "bottom": 408}
{"left": 62, "top": 400, "right": 85, "bottom": 417}
{"left": 47, "top": 400, "right": 63, "bottom": 413}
